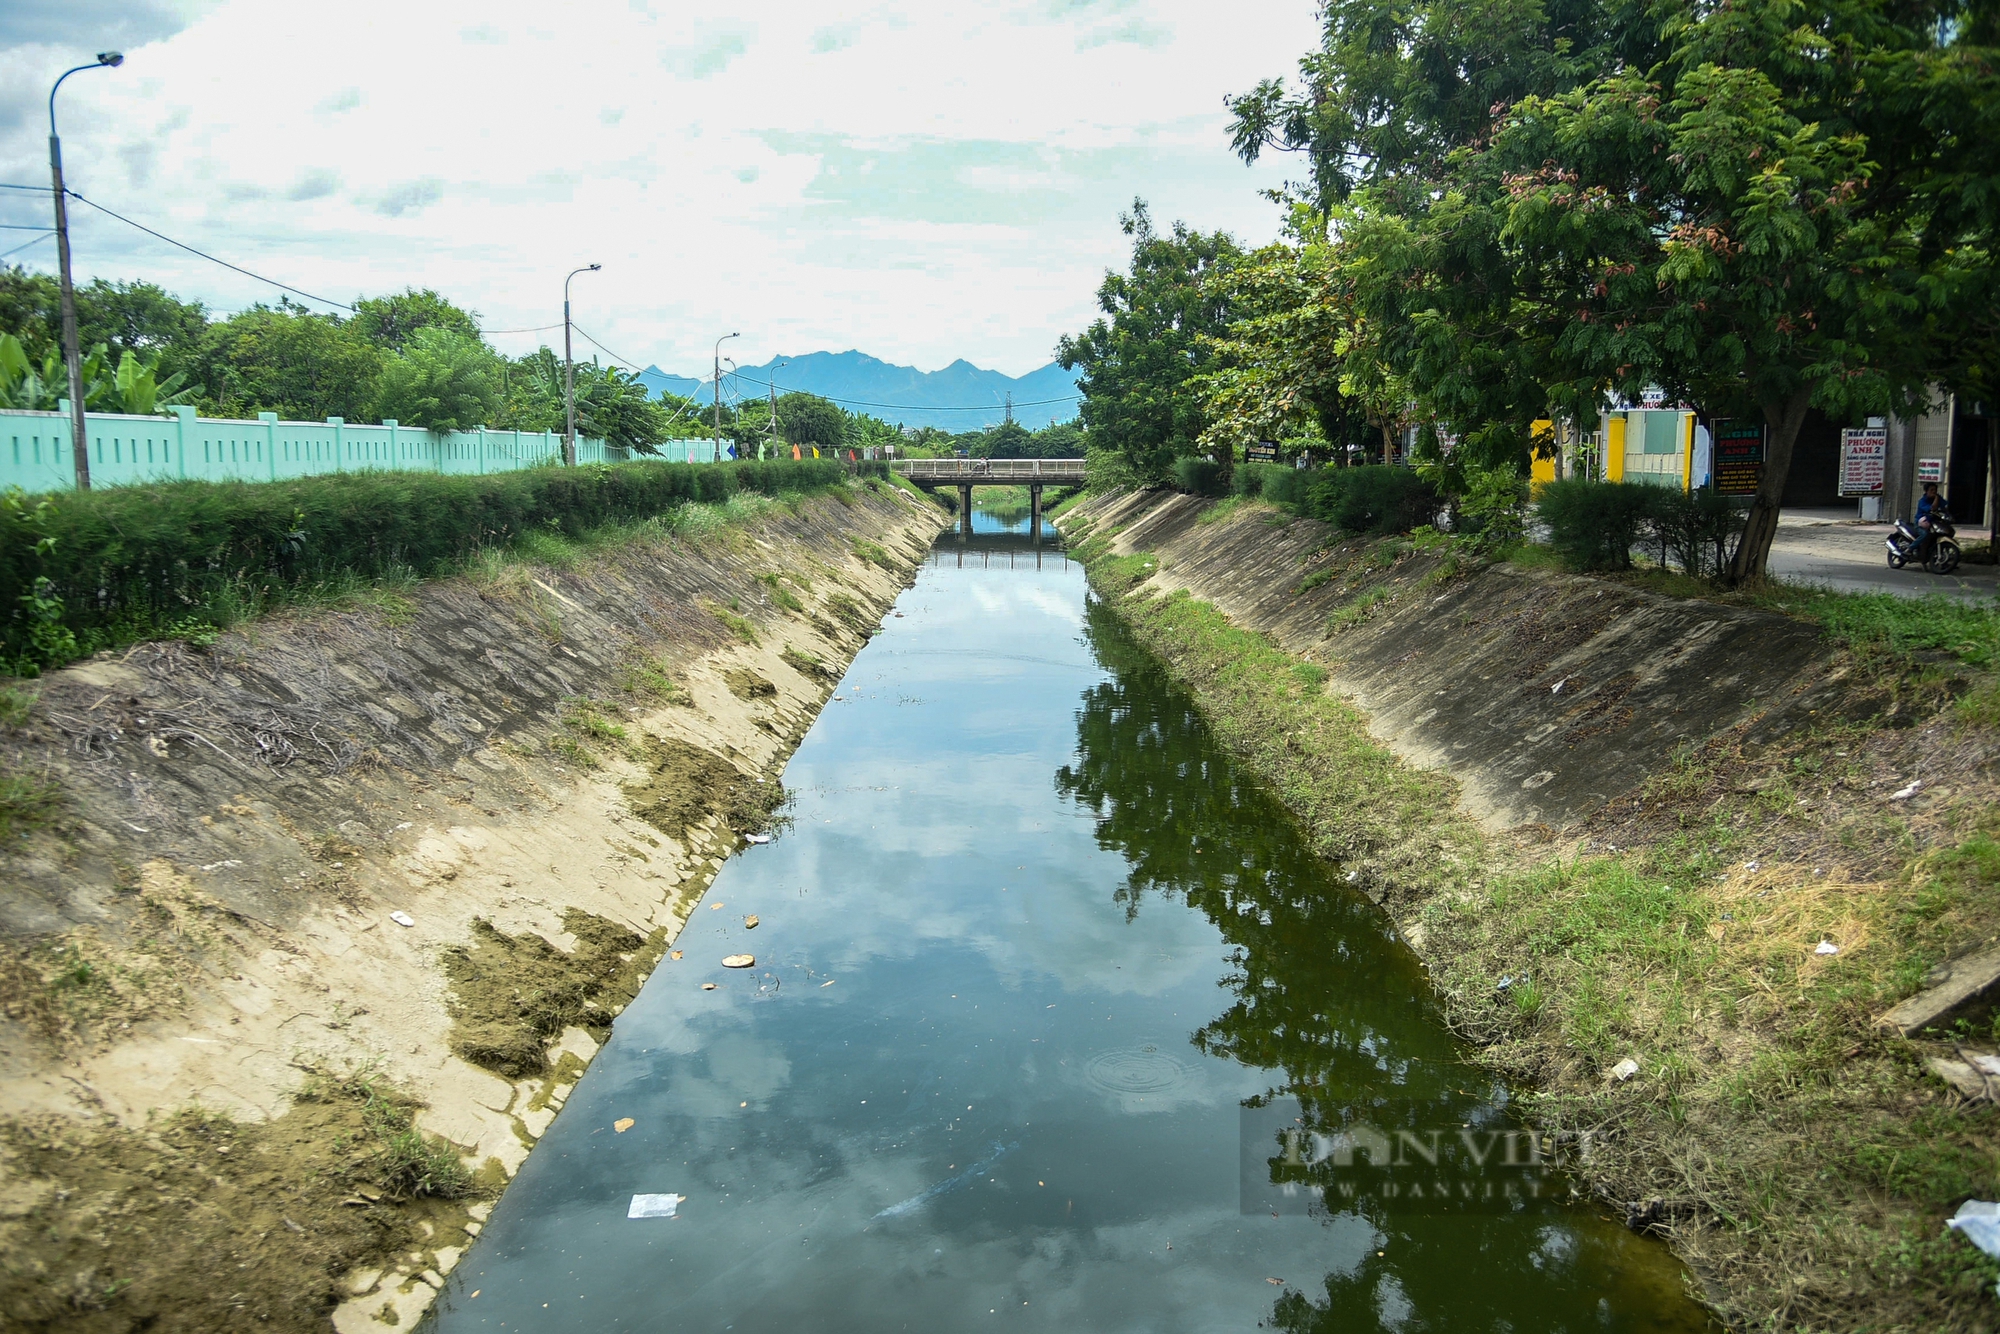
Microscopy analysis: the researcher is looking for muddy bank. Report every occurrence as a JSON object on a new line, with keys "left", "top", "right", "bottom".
{"left": 1066, "top": 489, "right": 2000, "bottom": 1331}
{"left": 0, "top": 482, "right": 949, "bottom": 1332}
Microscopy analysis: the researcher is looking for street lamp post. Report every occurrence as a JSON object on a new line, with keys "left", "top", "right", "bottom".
{"left": 562, "top": 264, "right": 601, "bottom": 466}
{"left": 49, "top": 51, "right": 124, "bottom": 492}
{"left": 713, "top": 332, "right": 739, "bottom": 462}
{"left": 766, "top": 359, "right": 787, "bottom": 461}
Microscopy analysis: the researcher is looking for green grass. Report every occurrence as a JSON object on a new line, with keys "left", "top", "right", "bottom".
{"left": 1326, "top": 585, "right": 1392, "bottom": 631}
{"left": 0, "top": 687, "right": 34, "bottom": 728}
{"left": 706, "top": 601, "right": 760, "bottom": 644}
{"left": 756, "top": 572, "right": 806, "bottom": 613}
{"left": 1292, "top": 568, "right": 1336, "bottom": 595}
{"left": 850, "top": 538, "right": 896, "bottom": 570}
{"left": 1750, "top": 587, "right": 2000, "bottom": 669}
{"left": 0, "top": 773, "right": 60, "bottom": 848}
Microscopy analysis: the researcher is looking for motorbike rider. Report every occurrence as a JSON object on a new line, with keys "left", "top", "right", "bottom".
{"left": 1915, "top": 481, "right": 1946, "bottom": 558}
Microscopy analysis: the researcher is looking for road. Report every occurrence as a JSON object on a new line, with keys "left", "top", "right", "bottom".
{"left": 1766, "top": 507, "right": 1998, "bottom": 602}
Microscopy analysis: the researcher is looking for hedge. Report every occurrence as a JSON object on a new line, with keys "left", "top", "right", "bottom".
{"left": 2, "top": 458, "right": 878, "bottom": 673}
{"left": 1537, "top": 478, "right": 1745, "bottom": 576}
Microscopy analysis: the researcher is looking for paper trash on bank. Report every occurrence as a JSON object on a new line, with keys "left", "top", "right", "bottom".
{"left": 628, "top": 1193, "right": 684, "bottom": 1219}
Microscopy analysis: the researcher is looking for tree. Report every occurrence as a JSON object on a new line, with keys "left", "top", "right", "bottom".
{"left": 1057, "top": 200, "right": 1242, "bottom": 486}
{"left": 775, "top": 393, "right": 848, "bottom": 450}
{"left": 1231, "top": 0, "right": 1995, "bottom": 577}
{"left": 190, "top": 300, "right": 382, "bottom": 421}
{"left": 1196, "top": 211, "right": 1390, "bottom": 465}
{"left": 372, "top": 328, "right": 502, "bottom": 432}
{"left": 352, "top": 288, "right": 481, "bottom": 353}
{"left": 1490, "top": 0, "right": 1989, "bottom": 579}
{"left": 77, "top": 279, "right": 209, "bottom": 377}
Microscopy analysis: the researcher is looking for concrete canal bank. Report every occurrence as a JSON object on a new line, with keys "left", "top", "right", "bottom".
{"left": 1064, "top": 487, "right": 2000, "bottom": 1331}
{"left": 0, "top": 482, "right": 948, "bottom": 1332}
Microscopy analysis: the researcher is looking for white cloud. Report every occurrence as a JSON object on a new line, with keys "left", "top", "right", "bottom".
{"left": 0, "top": 0, "right": 1322, "bottom": 375}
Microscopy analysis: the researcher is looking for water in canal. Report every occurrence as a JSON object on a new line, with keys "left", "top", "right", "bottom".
{"left": 430, "top": 509, "right": 1712, "bottom": 1332}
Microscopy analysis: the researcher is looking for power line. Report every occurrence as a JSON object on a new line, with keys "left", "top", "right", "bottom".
{"left": 67, "top": 190, "right": 357, "bottom": 311}
{"left": 0, "top": 231, "right": 55, "bottom": 262}
{"left": 0, "top": 183, "right": 52, "bottom": 192}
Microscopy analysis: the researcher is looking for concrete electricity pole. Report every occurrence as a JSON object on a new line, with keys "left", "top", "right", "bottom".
{"left": 767, "top": 359, "right": 787, "bottom": 461}
{"left": 562, "top": 264, "right": 600, "bottom": 466}
{"left": 48, "top": 51, "right": 125, "bottom": 492}
{"left": 713, "top": 332, "right": 739, "bottom": 462}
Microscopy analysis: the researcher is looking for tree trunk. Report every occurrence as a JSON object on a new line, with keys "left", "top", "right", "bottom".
{"left": 1727, "top": 386, "right": 1815, "bottom": 584}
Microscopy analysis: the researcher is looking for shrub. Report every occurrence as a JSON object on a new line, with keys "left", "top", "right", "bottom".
{"left": 1536, "top": 478, "right": 1661, "bottom": 571}
{"left": 0, "top": 458, "right": 856, "bottom": 672}
{"left": 1453, "top": 465, "right": 1530, "bottom": 553}
{"left": 1170, "top": 456, "right": 1228, "bottom": 497}
{"left": 1644, "top": 487, "right": 1746, "bottom": 578}
{"left": 1304, "top": 465, "right": 1441, "bottom": 535}
{"left": 1232, "top": 461, "right": 1312, "bottom": 509}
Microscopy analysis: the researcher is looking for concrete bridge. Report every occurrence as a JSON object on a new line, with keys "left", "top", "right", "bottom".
{"left": 891, "top": 458, "right": 1085, "bottom": 534}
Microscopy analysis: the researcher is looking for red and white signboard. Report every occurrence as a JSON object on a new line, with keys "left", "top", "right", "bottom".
{"left": 1839, "top": 427, "right": 1887, "bottom": 496}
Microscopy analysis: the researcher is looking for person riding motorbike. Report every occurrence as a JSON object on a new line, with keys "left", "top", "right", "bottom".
{"left": 1915, "top": 481, "right": 1947, "bottom": 561}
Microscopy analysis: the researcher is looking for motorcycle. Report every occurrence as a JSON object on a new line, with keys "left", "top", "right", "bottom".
{"left": 1886, "top": 503, "right": 1960, "bottom": 575}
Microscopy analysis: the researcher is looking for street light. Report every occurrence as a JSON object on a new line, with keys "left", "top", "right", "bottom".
{"left": 713, "top": 332, "right": 739, "bottom": 462}
{"left": 766, "top": 359, "right": 788, "bottom": 461}
{"left": 562, "top": 264, "right": 601, "bottom": 466}
{"left": 49, "top": 50, "right": 124, "bottom": 492}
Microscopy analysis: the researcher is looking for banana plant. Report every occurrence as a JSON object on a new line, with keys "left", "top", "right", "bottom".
{"left": 0, "top": 334, "right": 194, "bottom": 415}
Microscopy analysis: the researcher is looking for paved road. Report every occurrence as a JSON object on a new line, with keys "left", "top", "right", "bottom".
{"left": 1766, "top": 507, "right": 1998, "bottom": 602}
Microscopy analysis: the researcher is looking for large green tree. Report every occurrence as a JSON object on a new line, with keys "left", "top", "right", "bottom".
{"left": 1057, "top": 201, "right": 1242, "bottom": 486}
{"left": 372, "top": 328, "right": 502, "bottom": 432}
{"left": 352, "top": 288, "right": 481, "bottom": 354}
{"left": 1232, "top": 0, "right": 1995, "bottom": 579}
{"left": 775, "top": 392, "right": 848, "bottom": 451}
{"left": 190, "top": 300, "right": 382, "bottom": 422}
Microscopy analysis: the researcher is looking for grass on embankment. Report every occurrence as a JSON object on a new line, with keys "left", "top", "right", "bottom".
{"left": 1064, "top": 503, "right": 2000, "bottom": 1333}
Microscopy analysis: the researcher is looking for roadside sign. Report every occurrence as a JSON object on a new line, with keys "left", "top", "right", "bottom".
{"left": 1918, "top": 457, "right": 1944, "bottom": 483}
{"left": 1714, "top": 421, "right": 1765, "bottom": 495}
{"left": 1247, "top": 442, "right": 1278, "bottom": 463}
{"left": 1838, "top": 427, "right": 1887, "bottom": 496}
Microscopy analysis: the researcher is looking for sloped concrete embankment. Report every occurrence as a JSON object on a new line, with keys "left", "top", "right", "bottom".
{"left": 0, "top": 483, "right": 948, "bottom": 1332}
{"left": 1077, "top": 488, "right": 1863, "bottom": 833}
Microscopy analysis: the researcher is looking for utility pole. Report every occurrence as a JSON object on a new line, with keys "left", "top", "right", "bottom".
{"left": 562, "top": 264, "right": 600, "bottom": 466}
{"left": 713, "top": 332, "right": 739, "bottom": 462}
{"left": 1004, "top": 392, "right": 1014, "bottom": 426}
{"left": 767, "top": 359, "right": 787, "bottom": 461}
{"left": 48, "top": 51, "right": 124, "bottom": 492}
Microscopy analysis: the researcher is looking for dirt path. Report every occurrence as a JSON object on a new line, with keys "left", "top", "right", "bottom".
{"left": 0, "top": 484, "right": 949, "bottom": 1332}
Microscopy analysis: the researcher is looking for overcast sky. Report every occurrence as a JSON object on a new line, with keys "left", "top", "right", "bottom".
{"left": 0, "top": 0, "right": 1320, "bottom": 378}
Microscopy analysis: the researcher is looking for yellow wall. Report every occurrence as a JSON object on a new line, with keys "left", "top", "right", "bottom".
{"left": 1530, "top": 418, "right": 1557, "bottom": 485}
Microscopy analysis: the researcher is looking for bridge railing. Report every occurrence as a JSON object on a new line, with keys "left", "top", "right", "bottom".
{"left": 892, "top": 458, "right": 1086, "bottom": 482}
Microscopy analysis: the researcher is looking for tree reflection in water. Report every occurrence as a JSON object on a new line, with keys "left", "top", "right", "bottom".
{"left": 1057, "top": 598, "right": 1713, "bottom": 1334}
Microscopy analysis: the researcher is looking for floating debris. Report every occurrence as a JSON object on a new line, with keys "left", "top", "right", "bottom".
{"left": 614, "top": 1118, "right": 635, "bottom": 1133}
{"left": 723, "top": 954, "right": 755, "bottom": 969}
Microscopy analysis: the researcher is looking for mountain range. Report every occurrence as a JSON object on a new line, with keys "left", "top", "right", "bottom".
{"left": 635, "top": 350, "right": 1081, "bottom": 432}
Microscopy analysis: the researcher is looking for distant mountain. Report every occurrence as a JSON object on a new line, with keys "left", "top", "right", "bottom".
{"left": 635, "top": 350, "right": 1081, "bottom": 431}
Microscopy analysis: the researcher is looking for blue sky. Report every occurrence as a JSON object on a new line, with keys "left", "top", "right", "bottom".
{"left": 1, "top": 0, "right": 1322, "bottom": 377}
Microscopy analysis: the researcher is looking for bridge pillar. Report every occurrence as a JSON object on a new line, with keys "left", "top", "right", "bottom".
{"left": 958, "top": 485, "right": 974, "bottom": 536}
{"left": 1029, "top": 484, "right": 1043, "bottom": 540}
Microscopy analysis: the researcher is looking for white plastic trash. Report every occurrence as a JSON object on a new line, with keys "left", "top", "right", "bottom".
{"left": 1949, "top": 1201, "right": 2000, "bottom": 1270}
{"left": 745, "top": 834, "right": 772, "bottom": 845}
{"left": 629, "top": 1193, "right": 685, "bottom": 1219}
{"left": 1815, "top": 941, "right": 1840, "bottom": 956}
{"left": 1609, "top": 1058, "right": 1641, "bottom": 1082}
{"left": 389, "top": 911, "right": 415, "bottom": 928}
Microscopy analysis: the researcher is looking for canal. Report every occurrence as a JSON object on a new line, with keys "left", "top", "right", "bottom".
{"left": 428, "top": 507, "right": 1711, "bottom": 1332}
